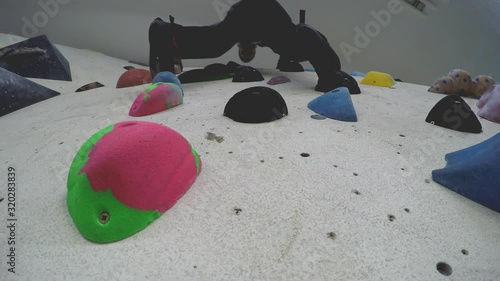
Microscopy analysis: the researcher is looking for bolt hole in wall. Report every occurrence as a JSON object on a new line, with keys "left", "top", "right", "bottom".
{"left": 436, "top": 262, "right": 452, "bottom": 276}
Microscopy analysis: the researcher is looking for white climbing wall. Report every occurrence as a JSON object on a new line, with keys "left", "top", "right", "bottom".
{"left": 0, "top": 34, "right": 499, "bottom": 280}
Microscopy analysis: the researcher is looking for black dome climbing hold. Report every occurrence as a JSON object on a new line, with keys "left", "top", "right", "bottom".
{"left": 232, "top": 66, "right": 264, "bottom": 83}
{"left": 224, "top": 86, "right": 288, "bottom": 123}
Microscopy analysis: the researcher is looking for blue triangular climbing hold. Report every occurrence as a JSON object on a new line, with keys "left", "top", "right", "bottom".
{"left": 307, "top": 87, "right": 358, "bottom": 122}
{"left": 432, "top": 133, "right": 500, "bottom": 212}
{"left": 0, "top": 35, "right": 71, "bottom": 81}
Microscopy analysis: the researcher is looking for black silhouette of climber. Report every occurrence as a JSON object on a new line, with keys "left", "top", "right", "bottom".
{"left": 149, "top": 0, "right": 360, "bottom": 93}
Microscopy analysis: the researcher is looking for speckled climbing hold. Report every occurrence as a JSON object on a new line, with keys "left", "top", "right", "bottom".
{"left": 67, "top": 121, "right": 201, "bottom": 243}
{"left": 428, "top": 76, "right": 456, "bottom": 95}
{"left": 472, "top": 75, "right": 495, "bottom": 98}
{"left": 425, "top": 95, "right": 482, "bottom": 133}
{"left": 224, "top": 86, "right": 287, "bottom": 123}
{"left": 232, "top": 66, "right": 264, "bottom": 82}
{"left": 307, "top": 87, "right": 358, "bottom": 122}
{"left": 447, "top": 69, "right": 473, "bottom": 96}
{"left": 360, "top": 71, "right": 396, "bottom": 87}
{"left": 477, "top": 84, "right": 500, "bottom": 124}
{"left": 0, "top": 35, "right": 71, "bottom": 81}
{"left": 129, "top": 82, "right": 183, "bottom": 117}
{"left": 0, "top": 67, "right": 60, "bottom": 117}
{"left": 267, "top": 75, "right": 291, "bottom": 85}
{"left": 432, "top": 133, "right": 500, "bottom": 212}
{"left": 116, "top": 69, "right": 152, "bottom": 88}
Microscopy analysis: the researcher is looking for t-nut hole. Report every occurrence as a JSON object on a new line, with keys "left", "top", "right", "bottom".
{"left": 436, "top": 262, "right": 452, "bottom": 276}
{"left": 99, "top": 212, "right": 110, "bottom": 224}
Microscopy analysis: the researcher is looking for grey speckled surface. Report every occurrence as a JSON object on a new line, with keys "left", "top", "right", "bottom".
{"left": 0, "top": 34, "right": 499, "bottom": 281}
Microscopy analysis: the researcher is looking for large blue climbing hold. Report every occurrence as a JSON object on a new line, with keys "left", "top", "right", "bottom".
{"left": 432, "top": 133, "right": 500, "bottom": 212}
{"left": 307, "top": 87, "right": 358, "bottom": 122}
{"left": 0, "top": 35, "right": 71, "bottom": 81}
{"left": 0, "top": 67, "right": 60, "bottom": 117}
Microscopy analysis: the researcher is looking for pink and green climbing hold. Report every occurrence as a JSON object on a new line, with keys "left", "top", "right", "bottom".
{"left": 129, "top": 82, "right": 183, "bottom": 117}
{"left": 67, "top": 121, "right": 201, "bottom": 243}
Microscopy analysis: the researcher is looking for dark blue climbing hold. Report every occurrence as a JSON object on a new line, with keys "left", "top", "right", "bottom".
{"left": 152, "top": 71, "right": 183, "bottom": 95}
{"left": 0, "top": 67, "right": 60, "bottom": 117}
{"left": 307, "top": 87, "right": 358, "bottom": 122}
{"left": 0, "top": 35, "right": 71, "bottom": 81}
{"left": 425, "top": 95, "right": 482, "bottom": 133}
{"left": 432, "top": 133, "right": 500, "bottom": 212}
{"left": 224, "top": 86, "right": 287, "bottom": 123}
{"left": 351, "top": 71, "right": 366, "bottom": 77}
{"left": 310, "top": 114, "right": 326, "bottom": 120}
{"left": 232, "top": 66, "right": 264, "bottom": 83}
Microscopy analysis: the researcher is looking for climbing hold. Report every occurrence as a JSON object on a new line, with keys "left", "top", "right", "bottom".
{"left": 477, "top": 84, "right": 500, "bottom": 124}
{"left": 428, "top": 76, "right": 455, "bottom": 95}
{"left": 0, "top": 67, "right": 60, "bottom": 117}
{"left": 472, "top": 75, "right": 495, "bottom": 98}
{"left": 152, "top": 71, "right": 183, "bottom": 95}
{"left": 226, "top": 61, "right": 241, "bottom": 74}
{"left": 224, "top": 86, "right": 288, "bottom": 123}
{"left": 0, "top": 34, "right": 71, "bottom": 81}
{"left": 447, "top": 69, "right": 473, "bottom": 96}
{"left": 425, "top": 95, "right": 482, "bottom": 133}
{"left": 76, "top": 82, "right": 105, "bottom": 92}
{"left": 232, "top": 66, "right": 264, "bottom": 82}
{"left": 267, "top": 75, "right": 291, "bottom": 85}
{"left": 307, "top": 87, "right": 358, "bottom": 122}
{"left": 360, "top": 71, "right": 396, "bottom": 87}
{"left": 116, "top": 69, "right": 152, "bottom": 88}
{"left": 432, "top": 133, "right": 500, "bottom": 212}
{"left": 337, "top": 70, "right": 361, "bottom": 94}
{"left": 129, "top": 82, "right": 183, "bottom": 117}
{"left": 351, "top": 71, "right": 366, "bottom": 77}
{"left": 277, "top": 60, "right": 304, "bottom": 72}
{"left": 67, "top": 121, "right": 201, "bottom": 243}
{"left": 178, "top": 63, "right": 232, "bottom": 84}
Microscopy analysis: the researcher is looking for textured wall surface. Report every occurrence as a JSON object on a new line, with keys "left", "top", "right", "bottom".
{"left": 0, "top": 33, "right": 499, "bottom": 281}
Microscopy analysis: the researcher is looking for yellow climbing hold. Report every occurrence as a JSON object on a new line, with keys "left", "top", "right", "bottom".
{"left": 360, "top": 71, "right": 396, "bottom": 87}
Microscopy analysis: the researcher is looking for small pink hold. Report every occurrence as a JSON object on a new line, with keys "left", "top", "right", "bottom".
{"left": 477, "top": 84, "right": 500, "bottom": 124}
{"left": 267, "top": 75, "right": 291, "bottom": 85}
{"left": 174, "top": 64, "right": 182, "bottom": 74}
{"left": 117, "top": 69, "right": 153, "bottom": 88}
{"left": 129, "top": 83, "right": 183, "bottom": 117}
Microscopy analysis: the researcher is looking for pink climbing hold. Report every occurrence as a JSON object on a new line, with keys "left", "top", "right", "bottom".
{"left": 80, "top": 121, "right": 201, "bottom": 213}
{"left": 116, "top": 69, "right": 153, "bottom": 88}
{"left": 477, "top": 84, "right": 500, "bottom": 124}
{"left": 129, "top": 83, "right": 183, "bottom": 117}
{"left": 267, "top": 75, "right": 291, "bottom": 85}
